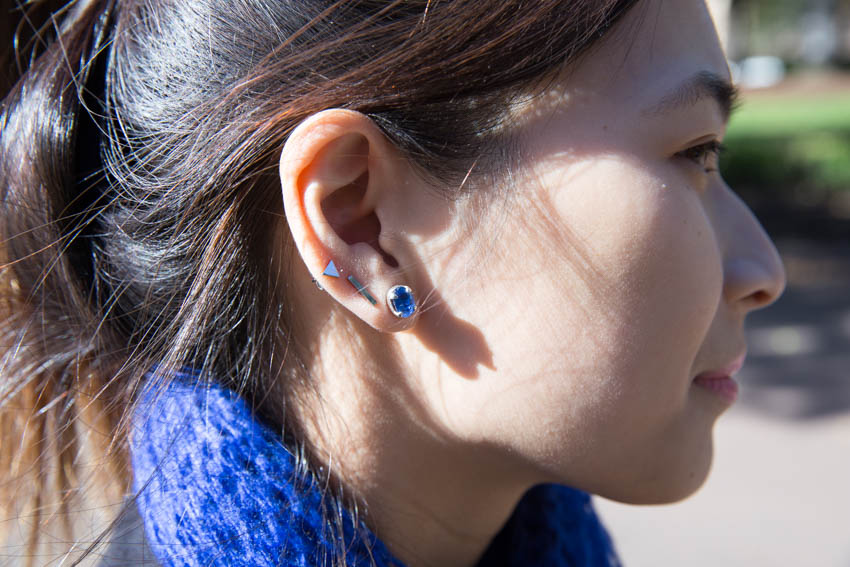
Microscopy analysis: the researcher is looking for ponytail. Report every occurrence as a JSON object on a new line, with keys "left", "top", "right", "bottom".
{"left": 0, "top": 1, "right": 126, "bottom": 562}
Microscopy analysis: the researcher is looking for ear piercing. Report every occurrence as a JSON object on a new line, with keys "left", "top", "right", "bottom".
{"left": 322, "top": 260, "right": 340, "bottom": 278}
{"left": 347, "top": 275, "right": 378, "bottom": 306}
{"left": 386, "top": 285, "right": 416, "bottom": 319}
{"left": 313, "top": 260, "right": 340, "bottom": 290}
{"left": 320, "top": 260, "right": 378, "bottom": 306}
{"left": 319, "top": 259, "right": 416, "bottom": 317}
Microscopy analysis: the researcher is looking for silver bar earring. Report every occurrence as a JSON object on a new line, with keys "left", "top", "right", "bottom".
{"left": 347, "top": 275, "right": 378, "bottom": 306}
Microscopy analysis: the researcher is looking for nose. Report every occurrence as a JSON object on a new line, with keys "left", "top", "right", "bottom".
{"left": 719, "top": 188, "right": 787, "bottom": 313}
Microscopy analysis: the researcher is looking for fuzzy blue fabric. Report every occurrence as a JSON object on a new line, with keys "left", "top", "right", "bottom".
{"left": 131, "top": 377, "right": 623, "bottom": 567}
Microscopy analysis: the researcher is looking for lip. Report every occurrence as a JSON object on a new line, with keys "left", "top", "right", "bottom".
{"left": 693, "top": 351, "right": 747, "bottom": 381}
{"left": 692, "top": 351, "right": 746, "bottom": 405}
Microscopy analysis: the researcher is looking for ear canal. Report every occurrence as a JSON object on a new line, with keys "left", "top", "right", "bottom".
{"left": 320, "top": 175, "right": 399, "bottom": 268}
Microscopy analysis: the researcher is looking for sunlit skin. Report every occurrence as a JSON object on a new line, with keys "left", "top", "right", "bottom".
{"left": 277, "top": 1, "right": 787, "bottom": 566}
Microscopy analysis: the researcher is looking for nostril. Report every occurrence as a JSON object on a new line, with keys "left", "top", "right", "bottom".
{"left": 749, "top": 266, "right": 786, "bottom": 310}
{"left": 751, "top": 289, "right": 772, "bottom": 308}
{"left": 724, "top": 256, "right": 786, "bottom": 310}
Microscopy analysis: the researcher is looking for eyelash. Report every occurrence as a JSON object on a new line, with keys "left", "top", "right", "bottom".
{"left": 676, "top": 140, "right": 725, "bottom": 172}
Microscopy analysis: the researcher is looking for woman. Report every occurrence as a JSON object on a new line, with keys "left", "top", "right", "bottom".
{"left": 0, "top": 0, "right": 785, "bottom": 565}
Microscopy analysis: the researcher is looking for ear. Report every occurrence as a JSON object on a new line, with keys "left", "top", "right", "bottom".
{"left": 279, "top": 109, "right": 423, "bottom": 332}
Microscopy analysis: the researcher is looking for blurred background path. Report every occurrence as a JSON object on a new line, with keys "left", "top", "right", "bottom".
{"left": 596, "top": 2, "right": 850, "bottom": 564}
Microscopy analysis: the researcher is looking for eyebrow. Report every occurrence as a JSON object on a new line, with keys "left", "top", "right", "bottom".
{"left": 643, "top": 71, "right": 739, "bottom": 122}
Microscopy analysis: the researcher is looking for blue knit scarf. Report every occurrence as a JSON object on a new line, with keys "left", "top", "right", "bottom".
{"left": 131, "top": 377, "right": 624, "bottom": 567}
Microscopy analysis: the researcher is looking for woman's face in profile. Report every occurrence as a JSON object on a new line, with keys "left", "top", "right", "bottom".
{"left": 422, "top": 0, "right": 786, "bottom": 504}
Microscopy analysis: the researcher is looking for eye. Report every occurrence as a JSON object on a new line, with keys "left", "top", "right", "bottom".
{"left": 675, "top": 140, "right": 725, "bottom": 173}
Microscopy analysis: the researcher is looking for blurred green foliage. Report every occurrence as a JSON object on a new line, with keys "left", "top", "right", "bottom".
{"left": 721, "top": 94, "right": 850, "bottom": 205}
{"left": 735, "top": 0, "right": 809, "bottom": 26}
{"left": 727, "top": 96, "right": 850, "bottom": 134}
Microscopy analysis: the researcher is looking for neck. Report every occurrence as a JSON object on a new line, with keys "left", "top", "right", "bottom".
{"left": 299, "top": 327, "right": 529, "bottom": 567}
{"left": 358, "top": 434, "right": 527, "bottom": 567}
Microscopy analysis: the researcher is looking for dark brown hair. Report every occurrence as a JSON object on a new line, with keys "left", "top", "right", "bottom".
{"left": 0, "top": 0, "right": 637, "bottom": 563}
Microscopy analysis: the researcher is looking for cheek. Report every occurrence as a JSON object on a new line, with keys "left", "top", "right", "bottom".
{"left": 425, "top": 157, "right": 724, "bottom": 491}
{"left": 476, "top": 158, "right": 723, "bottom": 475}
{"left": 549, "top": 157, "right": 722, "bottom": 368}
{"left": 548, "top": 160, "right": 724, "bottom": 475}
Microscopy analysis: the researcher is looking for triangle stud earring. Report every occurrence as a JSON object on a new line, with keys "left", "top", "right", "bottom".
{"left": 322, "top": 260, "right": 340, "bottom": 278}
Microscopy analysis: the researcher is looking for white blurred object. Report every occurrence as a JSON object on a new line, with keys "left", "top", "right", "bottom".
{"left": 800, "top": 10, "right": 837, "bottom": 65}
{"left": 748, "top": 325, "right": 822, "bottom": 357}
{"left": 734, "top": 56, "right": 786, "bottom": 89}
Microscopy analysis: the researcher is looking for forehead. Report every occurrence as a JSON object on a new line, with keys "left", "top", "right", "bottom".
{"left": 566, "top": 0, "right": 730, "bottom": 110}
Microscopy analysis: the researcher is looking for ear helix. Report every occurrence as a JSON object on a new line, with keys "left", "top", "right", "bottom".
{"left": 317, "top": 259, "right": 417, "bottom": 320}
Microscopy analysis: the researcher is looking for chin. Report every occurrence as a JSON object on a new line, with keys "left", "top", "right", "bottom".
{"left": 640, "top": 472, "right": 711, "bottom": 505}
{"left": 592, "top": 443, "right": 715, "bottom": 505}
{"left": 597, "top": 472, "right": 710, "bottom": 505}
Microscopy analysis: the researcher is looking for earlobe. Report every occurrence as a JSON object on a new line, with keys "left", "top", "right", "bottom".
{"left": 279, "top": 109, "right": 420, "bottom": 332}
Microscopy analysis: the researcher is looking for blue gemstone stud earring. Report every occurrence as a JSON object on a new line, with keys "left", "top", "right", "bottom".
{"left": 386, "top": 285, "right": 417, "bottom": 319}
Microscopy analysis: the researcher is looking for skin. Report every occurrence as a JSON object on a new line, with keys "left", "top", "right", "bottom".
{"left": 277, "top": 1, "right": 787, "bottom": 566}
